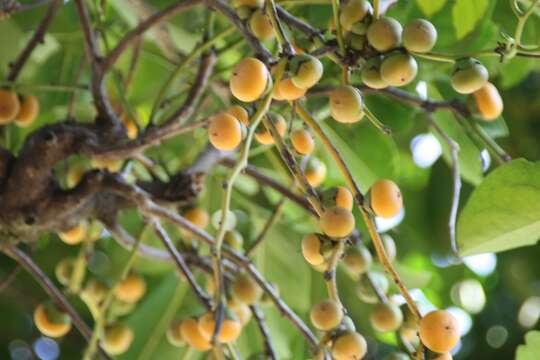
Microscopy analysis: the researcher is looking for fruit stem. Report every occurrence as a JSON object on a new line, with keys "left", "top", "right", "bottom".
{"left": 373, "top": 0, "right": 380, "bottom": 19}
{"left": 364, "top": 105, "right": 392, "bottom": 135}
{"left": 267, "top": 0, "right": 295, "bottom": 55}
{"left": 325, "top": 241, "right": 345, "bottom": 305}
{"left": 331, "top": 0, "right": 346, "bottom": 55}
{"left": 69, "top": 238, "right": 93, "bottom": 294}
{"left": 514, "top": 0, "right": 539, "bottom": 48}
{"left": 410, "top": 52, "right": 457, "bottom": 64}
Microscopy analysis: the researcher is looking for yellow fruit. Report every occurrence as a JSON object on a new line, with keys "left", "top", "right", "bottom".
{"left": 403, "top": 19, "right": 437, "bottom": 53}
{"left": 121, "top": 113, "right": 138, "bottom": 139}
{"left": 433, "top": 354, "right": 452, "bottom": 360}
{"left": 290, "top": 128, "right": 315, "bottom": 155}
{"left": 58, "top": 222, "right": 87, "bottom": 245}
{"left": 198, "top": 312, "right": 242, "bottom": 343}
{"left": 380, "top": 53, "right": 418, "bottom": 87}
{"left": 451, "top": 58, "right": 489, "bottom": 94}
{"left": 370, "top": 179, "right": 403, "bottom": 218}
{"left": 230, "top": 299, "right": 252, "bottom": 326}
{"left": 103, "top": 324, "right": 134, "bottom": 355}
{"left": 184, "top": 207, "right": 210, "bottom": 230}
{"left": 249, "top": 10, "right": 274, "bottom": 40}
{"left": 208, "top": 113, "right": 243, "bottom": 151}
{"left": 55, "top": 258, "right": 75, "bottom": 286}
{"left": 166, "top": 320, "right": 185, "bottom": 347}
{"left": 310, "top": 299, "right": 343, "bottom": 330}
{"left": 335, "top": 186, "right": 353, "bottom": 211}
{"left": 81, "top": 279, "right": 108, "bottom": 305}
{"left": 473, "top": 82, "right": 503, "bottom": 121}
{"left": 180, "top": 318, "right": 212, "bottom": 351}
{"left": 332, "top": 331, "right": 368, "bottom": 360}
{"left": 224, "top": 230, "right": 244, "bottom": 250}
{"left": 255, "top": 113, "right": 287, "bottom": 145}
{"left": 230, "top": 58, "right": 269, "bottom": 102}
{"left": 320, "top": 206, "right": 355, "bottom": 238}
{"left": 290, "top": 54, "right": 324, "bottom": 89}
{"left": 343, "top": 245, "right": 372, "bottom": 276}
{"left": 34, "top": 303, "right": 72, "bottom": 338}
{"left": 362, "top": 58, "right": 388, "bottom": 90}
{"left": 301, "top": 234, "right": 325, "bottom": 266}
{"left": 91, "top": 157, "right": 123, "bottom": 172}
{"left": 66, "top": 164, "right": 87, "bottom": 188}
{"left": 419, "top": 310, "right": 460, "bottom": 353}
{"left": 273, "top": 78, "right": 306, "bottom": 101}
{"left": 367, "top": 17, "right": 402, "bottom": 52}
{"left": 357, "top": 272, "right": 389, "bottom": 304}
{"left": 305, "top": 157, "right": 327, "bottom": 187}
{"left": 370, "top": 302, "right": 403, "bottom": 332}
{"left": 231, "top": 273, "right": 262, "bottom": 305}
{"left": 115, "top": 273, "right": 146, "bottom": 304}
{"left": 340, "top": 0, "right": 372, "bottom": 32}
{"left": 329, "top": 85, "right": 364, "bottom": 124}
{"left": 226, "top": 105, "right": 250, "bottom": 126}
{"left": 0, "top": 89, "right": 20, "bottom": 124}
{"left": 14, "top": 94, "right": 39, "bottom": 127}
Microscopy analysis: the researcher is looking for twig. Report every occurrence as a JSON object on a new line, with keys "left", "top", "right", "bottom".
{"left": 246, "top": 197, "right": 287, "bottom": 256}
{"left": 250, "top": 305, "right": 278, "bottom": 360}
{"left": 276, "top": 6, "right": 324, "bottom": 41}
{"left": 267, "top": 0, "right": 295, "bottom": 55}
{"left": 0, "top": 264, "right": 20, "bottom": 292}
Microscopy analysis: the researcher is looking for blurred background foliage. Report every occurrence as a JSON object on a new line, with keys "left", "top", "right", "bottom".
{"left": 0, "top": 0, "right": 539, "bottom": 359}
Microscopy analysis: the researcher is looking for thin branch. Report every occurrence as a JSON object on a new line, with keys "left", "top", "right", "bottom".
{"left": 0, "top": 264, "right": 21, "bottom": 292}
{"left": 276, "top": 6, "right": 324, "bottom": 41}
{"left": 246, "top": 197, "right": 286, "bottom": 256}
{"left": 250, "top": 305, "right": 278, "bottom": 360}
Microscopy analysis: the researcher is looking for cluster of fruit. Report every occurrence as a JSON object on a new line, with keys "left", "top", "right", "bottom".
{"left": 0, "top": 89, "right": 39, "bottom": 127}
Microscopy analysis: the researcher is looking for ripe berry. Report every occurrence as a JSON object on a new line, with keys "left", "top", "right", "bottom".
{"left": 330, "top": 85, "right": 364, "bottom": 124}
{"left": 357, "top": 272, "right": 389, "bottom": 304}
{"left": 367, "top": 17, "right": 402, "bottom": 52}
{"left": 103, "top": 323, "right": 134, "bottom": 355}
{"left": 310, "top": 299, "right": 343, "bottom": 330}
{"left": 166, "top": 320, "right": 185, "bottom": 347}
{"left": 290, "top": 54, "right": 324, "bottom": 89}
{"left": 230, "top": 58, "right": 269, "bottom": 102}
{"left": 380, "top": 53, "right": 418, "bottom": 87}
{"left": 301, "top": 234, "right": 325, "bottom": 266}
{"left": 335, "top": 186, "right": 354, "bottom": 211}
{"left": 419, "top": 310, "right": 460, "bottom": 353}
{"left": 473, "top": 82, "right": 503, "bottom": 121}
{"left": 305, "top": 157, "right": 327, "bottom": 187}
{"left": 370, "top": 302, "right": 403, "bottom": 332}
{"left": 249, "top": 10, "right": 274, "bottom": 40}
{"left": 403, "top": 19, "right": 437, "bottom": 53}
{"left": 198, "top": 312, "right": 242, "bottom": 343}
{"left": 343, "top": 245, "right": 372, "bottom": 276}
{"left": 0, "top": 89, "right": 20, "bottom": 124}
{"left": 331, "top": 331, "right": 368, "bottom": 360}
{"left": 91, "top": 157, "right": 123, "bottom": 172}
{"left": 58, "top": 222, "right": 87, "bottom": 245}
{"left": 340, "top": 0, "right": 372, "bottom": 32}
{"left": 226, "top": 105, "right": 250, "bottom": 126}
{"left": 320, "top": 206, "right": 355, "bottom": 238}
{"left": 362, "top": 57, "right": 388, "bottom": 90}
{"left": 208, "top": 113, "right": 243, "bottom": 151}
{"left": 451, "top": 58, "right": 489, "bottom": 94}
{"left": 121, "top": 114, "right": 138, "bottom": 139}
{"left": 231, "top": 273, "right": 262, "bottom": 305}
{"left": 273, "top": 78, "right": 306, "bottom": 101}
{"left": 180, "top": 318, "right": 212, "bottom": 350}
{"left": 34, "top": 303, "right": 72, "bottom": 338}
{"left": 255, "top": 113, "right": 287, "bottom": 145}
{"left": 14, "top": 94, "right": 39, "bottom": 127}
{"left": 115, "top": 273, "right": 146, "bottom": 304}
{"left": 370, "top": 179, "right": 403, "bottom": 218}
{"left": 184, "top": 207, "right": 210, "bottom": 230}
{"left": 291, "top": 128, "right": 315, "bottom": 155}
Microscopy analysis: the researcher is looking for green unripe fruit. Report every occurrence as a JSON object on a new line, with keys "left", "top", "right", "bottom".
{"left": 362, "top": 56, "right": 388, "bottom": 89}
{"left": 249, "top": 10, "right": 274, "bottom": 40}
{"left": 236, "top": 6, "right": 253, "bottom": 20}
{"left": 380, "top": 52, "right": 418, "bottom": 87}
{"left": 55, "top": 257, "right": 76, "bottom": 286}
{"left": 384, "top": 352, "right": 411, "bottom": 360}
{"left": 340, "top": 0, "right": 372, "bottom": 32}
{"left": 357, "top": 272, "right": 389, "bottom": 304}
{"left": 381, "top": 234, "right": 397, "bottom": 262}
{"left": 224, "top": 230, "right": 244, "bottom": 250}
{"left": 290, "top": 54, "right": 324, "bottom": 89}
{"left": 367, "top": 16, "right": 402, "bottom": 52}
{"left": 403, "top": 19, "right": 437, "bottom": 53}
{"left": 370, "top": 302, "right": 403, "bottom": 332}
{"left": 343, "top": 245, "right": 372, "bottom": 276}
{"left": 329, "top": 85, "right": 364, "bottom": 124}
{"left": 450, "top": 58, "right": 489, "bottom": 94}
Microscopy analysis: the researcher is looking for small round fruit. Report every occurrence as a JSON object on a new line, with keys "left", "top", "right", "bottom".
{"left": 381, "top": 234, "right": 397, "bottom": 261}
{"left": 335, "top": 186, "right": 353, "bottom": 211}
{"left": 331, "top": 331, "right": 368, "bottom": 360}
{"left": 226, "top": 105, "right": 249, "bottom": 126}
{"left": 198, "top": 312, "right": 242, "bottom": 343}
{"left": 305, "top": 157, "right": 327, "bottom": 187}
{"left": 451, "top": 58, "right": 489, "bottom": 94}
{"left": 0, "top": 89, "right": 20, "bottom": 124}
{"left": 103, "top": 324, "right": 134, "bottom": 355}
{"left": 290, "top": 54, "right": 324, "bottom": 89}
{"left": 211, "top": 209, "right": 237, "bottom": 231}
{"left": 310, "top": 299, "right": 343, "bottom": 330}
{"left": 370, "top": 302, "right": 403, "bottom": 332}
{"left": 224, "top": 230, "right": 244, "bottom": 250}
{"left": 274, "top": 78, "right": 306, "bottom": 101}
{"left": 230, "top": 58, "right": 269, "bottom": 102}
{"left": 419, "top": 310, "right": 460, "bottom": 353}
{"left": 384, "top": 352, "right": 411, "bottom": 360}
{"left": 115, "top": 273, "right": 146, "bottom": 304}
{"left": 343, "top": 245, "right": 372, "bottom": 276}
{"left": 81, "top": 279, "right": 108, "bottom": 305}
{"left": 166, "top": 320, "right": 185, "bottom": 347}
{"left": 380, "top": 53, "right": 418, "bottom": 87}
{"left": 58, "top": 222, "right": 87, "bottom": 245}
{"left": 208, "top": 113, "right": 243, "bottom": 151}
{"left": 291, "top": 128, "right": 315, "bottom": 155}
{"left": 403, "top": 19, "right": 437, "bottom": 53}
{"left": 184, "top": 207, "right": 210, "bottom": 230}
{"left": 473, "top": 82, "right": 503, "bottom": 121}
{"left": 14, "top": 94, "right": 39, "bottom": 127}
{"left": 367, "top": 17, "right": 402, "bottom": 52}
{"left": 66, "top": 164, "right": 87, "bottom": 188}
{"left": 34, "top": 303, "right": 72, "bottom": 338}
{"left": 370, "top": 179, "right": 403, "bottom": 218}
{"left": 330, "top": 85, "right": 364, "bottom": 124}
{"left": 340, "top": 0, "right": 372, "bottom": 32}
{"left": 301, "top": 234, "right": 324, "bottom": 266}
{"left": 180, "top": 318, "right": 212, "bottom": 351}
{"left": 230, "top": 300, "right": 252, "bottom": 326}
{"left": 362, "top": 58, "right": 388, "bottom": 90}
{"left": 55, "top": 258, "right": 75, "bottom": 286}
{"left": 320, "top": 206, "right": 355, "bottom": 238}
{"left": 91, "top": 157, "right": 123, "bottom": 172}
{"left": 249, "top": 10, "right": 274, "bottom": 40}
{"left": 231, "top": 273, "right": 262, "bottom": 305}
{"left": 357, "top": 272, "right": 389, "bottom": 304}
{"left": 255, "top": 114, "right": 286, "bottom": 145}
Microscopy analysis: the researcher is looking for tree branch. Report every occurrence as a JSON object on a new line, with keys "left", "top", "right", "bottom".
{"left": 251, "top": 305, "right": 278, "bottom": 360}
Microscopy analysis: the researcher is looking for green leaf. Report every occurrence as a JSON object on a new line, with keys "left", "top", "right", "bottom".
{"left": 452, "top": 0, "right": 489, "bottom": 39}
{"left": 516, "top": 331, "right": 540, "bottom": 360}
{"left": 457, "top": 159, "right": 540, "bottom": 256}
{"left": 416, "top": 0, "right": 447, "bottom": 17}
